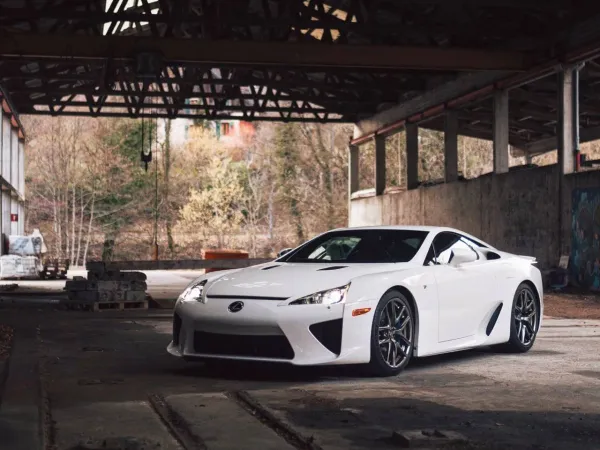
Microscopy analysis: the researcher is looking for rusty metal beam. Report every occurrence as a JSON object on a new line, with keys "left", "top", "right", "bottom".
{"left": 27, "top": 99, "right": 349, "bottom": 115}
{"left": 0, "top": 34, "right": 531, "bottom": 72}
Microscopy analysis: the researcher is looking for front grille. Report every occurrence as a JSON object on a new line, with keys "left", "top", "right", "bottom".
{"left": 206, "top": 295, "right": 289, "bottom": 301}
{"left": 193, "top": 331, "right": 295, "bottom": 360}
{"left": 309, "top": 319, "right": 343, "bottom": 355}
{"left": 173, "top": 313, "right": 182, "bottom": 345}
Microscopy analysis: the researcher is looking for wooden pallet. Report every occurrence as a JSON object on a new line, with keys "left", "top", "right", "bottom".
{"left": 64, "top": 300, "right": 148, "bottom": 312}
{"left": 92, "top": 300, "right": 148, "bottom": 312}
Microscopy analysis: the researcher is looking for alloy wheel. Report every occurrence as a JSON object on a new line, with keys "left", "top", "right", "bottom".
{"left": 378, "top": 298, "right": 413, "bottom": 368}
{"left": 514, "top": 287, "right": 538, "bottom": 346}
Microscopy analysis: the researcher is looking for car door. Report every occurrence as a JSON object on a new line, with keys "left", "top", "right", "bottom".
{"left": 426, "top": 232, "right": 497, "bottom": 342}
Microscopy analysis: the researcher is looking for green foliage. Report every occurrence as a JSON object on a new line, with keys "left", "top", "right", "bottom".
{"left": 274, "top": 124, "right": 305, "bottom": 242}
{"left": 177, "top": 156, "right": 246, "bottom": 248}
{"left": 275, "top": 124, "right": 300, "bottom": 183}
{"left": 95, "top": 120, "right": 156, "bottom": 232}
{"left": 102, "top": 119, "right": 156, "bottom": 164}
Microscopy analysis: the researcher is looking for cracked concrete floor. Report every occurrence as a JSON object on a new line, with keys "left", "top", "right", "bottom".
{"left": 0, "top": 306, "right": 599, "bottom": 450}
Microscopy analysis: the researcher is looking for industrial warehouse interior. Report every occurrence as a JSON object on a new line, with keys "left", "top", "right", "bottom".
{"left": 0, "top": 1, "right": 600, "bottom": 449}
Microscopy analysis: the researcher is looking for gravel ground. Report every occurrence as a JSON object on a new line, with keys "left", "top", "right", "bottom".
{"left": 0, "top": 324, "right": 13, "bottom": 361}
{"left": 545, "top": 290, "right": 600, "bottom": 320}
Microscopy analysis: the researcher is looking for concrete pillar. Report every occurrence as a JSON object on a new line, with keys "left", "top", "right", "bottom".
{"left": 493, "top": 90, "right": 509, "bottom": 174}
{"left": 18, "top": 139, "right": 25, "bottom": 195}
{"left": 374, "top": 135, "right": 386, "bottom": 195}
{"left": 18, "top": 202, "right": 24, "bottom": 235}
{"left": 11, "top": 127, "right": 17, "bottom": 187}
{"left": 10, "top": 197, "right": 18, "bottom": 236}
{"left": 406, "top": 124, "right": 419, "bottom": 189}
{"left": 0, "top": 111, "right": 2, "bottom": 254}
{"left": 444, "top": 110, "right": 459, "bottom": 182}
{"left": 2, "top": 193, "right": 10, "bottom": 245}
{"left": 348, "top": 144, "right": 359, "bottom": 196}
{"left": 558, "top": 69, "right": 577, "bottom": 175}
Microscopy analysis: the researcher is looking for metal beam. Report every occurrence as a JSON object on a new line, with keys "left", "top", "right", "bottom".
{"left": 22, "top": 109, "right": 348, "bottom": 122}
{"left": 525, "top": 125, "right": 600, "bottom": 154}
{"left": 353, "top": 71, "right": 512, "bottom": 139}
{"left": 0, "top": 34, "right": 530, "bottom": 72}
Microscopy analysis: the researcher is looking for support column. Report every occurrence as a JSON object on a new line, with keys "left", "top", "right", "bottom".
{"left": 374, "top": 135, "right": 386, "bottom": 195}
{"left": 558, "top": 68, "right": 577, "bottom": 175}
{"left": 493, "top": 90, "right": 509, "bottom": 174}
{"left": 444, "top": 110, "right": 459, "bottom": 182}
{"left": 406, "top": 124, "right": 419, "bottom": 189}
{"left": 348, "top": 144, "right": 359, "bottom": 196}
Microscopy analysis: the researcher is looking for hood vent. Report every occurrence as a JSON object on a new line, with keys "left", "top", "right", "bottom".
{"left": 261, "top": 265, "right": 280, "bottom": 270}
{"left": 317, "top": 266, "right": 348, "bottom": 271}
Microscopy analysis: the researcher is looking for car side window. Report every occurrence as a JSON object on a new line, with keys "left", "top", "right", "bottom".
{"left": 425, "top": 232, "right": 480, "bottom": 266}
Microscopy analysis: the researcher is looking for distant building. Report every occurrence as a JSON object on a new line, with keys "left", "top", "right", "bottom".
{"left": 157, "top": 118, "right": 191, "bottom": 149}
{"left": 0, "top": 98, "right": 26, "bottom": 253}
{"left": 157, "top": 117, "right": 255, "bottom": 150}
{"left": 213, "top": 120, "right": 255, "bottom": 148}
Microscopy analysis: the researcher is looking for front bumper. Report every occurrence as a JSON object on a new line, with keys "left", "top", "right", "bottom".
{"left": 167, "top": 297, "right": 376, "bottom": 365}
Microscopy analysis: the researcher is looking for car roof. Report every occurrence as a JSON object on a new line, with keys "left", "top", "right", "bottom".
{"left": 333, "top": 225, "right": 459, "bottom": 232}
{"left": 328, "top": 225, "right": 494, "bottom": 248}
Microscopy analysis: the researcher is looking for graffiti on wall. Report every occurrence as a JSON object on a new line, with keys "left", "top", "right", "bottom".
{"left": 571, "top": 188, "right": 600, "bottom": 290}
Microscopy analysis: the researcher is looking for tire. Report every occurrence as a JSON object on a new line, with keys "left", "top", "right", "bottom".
{"left": 501, "top": 283, "right": 540, "bottom": 353}
{"left": 367, "top": 290, "right": 415, "bottom": 377}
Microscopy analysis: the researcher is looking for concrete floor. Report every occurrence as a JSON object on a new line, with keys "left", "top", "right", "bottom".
{"left": 0, "top": 302, "right": 599, "bottom": 450}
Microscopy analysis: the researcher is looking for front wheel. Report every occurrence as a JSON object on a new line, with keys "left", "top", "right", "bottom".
{"left": 502, "top": 283, "right": 540, "bottom": 353}
{"left": 367, "top": 290, "right": 415, "bottom": 377}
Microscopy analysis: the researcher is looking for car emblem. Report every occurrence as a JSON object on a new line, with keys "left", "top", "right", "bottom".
{"left": 228, "top": 301, "right": 244, "bottom": 313}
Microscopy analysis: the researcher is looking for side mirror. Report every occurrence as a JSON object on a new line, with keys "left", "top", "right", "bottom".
{"left": 277, "top": 248, "right": 293, "bottom": 258}
{"left": 450, "top": 248, "right": 478, "bottom": 267}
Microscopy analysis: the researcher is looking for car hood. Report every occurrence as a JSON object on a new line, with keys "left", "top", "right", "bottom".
{"left": 204, "top": 262, "right": 414, "bottom": 299}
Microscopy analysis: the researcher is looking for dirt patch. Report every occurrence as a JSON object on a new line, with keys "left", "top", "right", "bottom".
{"left": 544, "top": 291, "right": 600, "bottom": 320}
{"left": 0, "top": 324, "right": 13, "bottom": 361}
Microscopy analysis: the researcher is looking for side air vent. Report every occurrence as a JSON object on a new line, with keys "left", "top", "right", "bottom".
{"left": 486, "top": 252, "right": 501, "bottom": 260}
{"left": 261, "top": 265, "right": 280, "bottom": 270}
{"left": 317, "top": 266, "right": 348, "bottom": 271}
{"left": 486, "top": 303, "right": 503, "bottom": 336}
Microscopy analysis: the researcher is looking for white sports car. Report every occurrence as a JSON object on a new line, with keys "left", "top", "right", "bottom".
{"left": 168, "top": 226, "right": 543, "bottom": 376}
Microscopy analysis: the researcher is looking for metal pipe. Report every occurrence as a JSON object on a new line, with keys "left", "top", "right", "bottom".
{"left": 377, "top": 120, "right": 406, "bottom": 137}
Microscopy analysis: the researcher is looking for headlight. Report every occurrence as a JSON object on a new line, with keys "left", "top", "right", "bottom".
{"left": 179, "top": 279, "right": 208, "bottom": 303}
{"left": 289, "top": 284, "right": 350, "bottom": 305}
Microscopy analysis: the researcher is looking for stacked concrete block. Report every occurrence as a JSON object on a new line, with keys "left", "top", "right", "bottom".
{"left": 65, "top": 262, "right": 148, "bottom": 310}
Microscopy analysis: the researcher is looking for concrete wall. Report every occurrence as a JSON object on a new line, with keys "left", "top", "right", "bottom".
{"left": 0, "top": 106, "right": 26, "bottom": 253}
{"left": 349, "top": 165, "right": 599, "bottom": 269}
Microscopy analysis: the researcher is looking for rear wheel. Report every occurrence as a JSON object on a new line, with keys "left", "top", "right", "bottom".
{"left": 367, "top": 290, "right": 415, "bottom": 377}
{"left": 502, "top": 283, "right": 540, "bottom": 353}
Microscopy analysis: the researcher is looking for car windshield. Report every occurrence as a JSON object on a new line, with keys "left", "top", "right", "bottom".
{"left": 281, "top": 229, "right": 428, "bottom": 263}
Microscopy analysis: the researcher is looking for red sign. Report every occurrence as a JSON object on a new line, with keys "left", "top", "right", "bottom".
{"left": 10, "top": 214, "right": 18, "bottom": 222}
